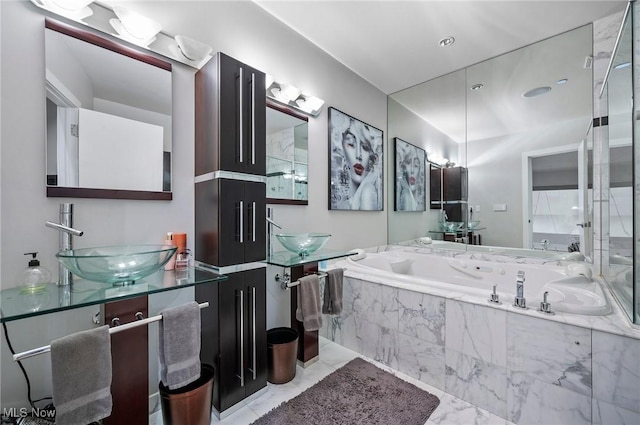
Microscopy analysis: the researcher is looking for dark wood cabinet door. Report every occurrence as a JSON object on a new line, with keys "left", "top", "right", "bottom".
{"left": 241, "top": 64, "right": 266, "bottom": 176}
{"left": 243, "top": 268, "right": 267, "bottom": 397}
{"left": 218, "top": 274, "right": 247, "bottom": 412}
{"left": 243, "top": 181, "right": 266, "bottom": 262}
{"left": 218, "top": 53, "right": 244, "bottom": 173}
{"left": 219, "top": 179, "right": 247, "bottom": 266}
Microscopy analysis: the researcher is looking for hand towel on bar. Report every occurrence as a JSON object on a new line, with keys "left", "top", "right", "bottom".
{"left": 159, "top": 301, "right": 201, "bottom": 390}
{"left": 295, "top": 274, "right": 322, "bottom": 331}
{"left": 51, "top": 325, "right": 112, "bottom": 425}
{"left": 322, "top": 268, "right": 344, "bottom": 315}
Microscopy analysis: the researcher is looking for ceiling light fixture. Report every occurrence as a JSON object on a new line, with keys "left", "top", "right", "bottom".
{"left": 438, "top": 36, "right": 455, "bottom": 47}
{"left": 556, "top": 78, "right": 568, "bottom": 85}
{"left": 265, "top": 76, "right": 325, "bottom": 116}
{"left": 523, "top": 86, "right": 551, "bottom": 98}
{"left": 614, "top": 61, "right": 631, "bottom": 70}
{"left": 470, "top": 83, "right": 483, "bottom": 91}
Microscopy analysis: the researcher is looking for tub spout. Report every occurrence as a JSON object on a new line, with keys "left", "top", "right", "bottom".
{"left": 46, "top": 203, "right": 84, "bottom": 286}
{"left": 513, "top": 270, "right": 526, "bottom": 309}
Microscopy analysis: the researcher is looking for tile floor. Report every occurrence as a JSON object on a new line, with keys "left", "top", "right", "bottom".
{"left": 151, "top": 337, "right": 514, "bottom": 425}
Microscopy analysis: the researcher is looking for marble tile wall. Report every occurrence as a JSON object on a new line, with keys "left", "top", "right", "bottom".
{"left": 320, "top": 276, "right": 640, "bottom": 425}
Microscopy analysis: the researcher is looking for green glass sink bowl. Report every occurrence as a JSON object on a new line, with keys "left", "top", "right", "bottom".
{"left": 276, "top": 233, "right": 331, "bottom": 257}
{"left": 56, "top": 245, "right": 177, "bottom": 285}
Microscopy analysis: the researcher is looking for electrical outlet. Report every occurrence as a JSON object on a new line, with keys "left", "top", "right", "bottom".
{"left": 493, "top": 203, "right": 507, "bottom": 212}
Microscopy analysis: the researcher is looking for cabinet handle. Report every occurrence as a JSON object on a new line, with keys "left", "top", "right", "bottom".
{"left": 252, "top": 201, "right": 256, "bottom": 242}
{"left": 251, "top": 72, "right": 255, "bottom": 165}
{"left": 250, "top": 286, "right": 257, "bottom": 380}
{"left": 238, "top": 289, "right": 245, "bottom": 387}
{"left": 239, "top": 201, "right": 244, "bottom": 243}
{"left": 239, "top": 66, "right": 244, "bottom": 164}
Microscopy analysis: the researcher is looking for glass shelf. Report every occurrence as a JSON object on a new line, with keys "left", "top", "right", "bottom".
{"left": 0, "top": 267, "right": 227, "bottom": 323}
{"left": 266, "top": 249, "right": 356, "bottom": 268}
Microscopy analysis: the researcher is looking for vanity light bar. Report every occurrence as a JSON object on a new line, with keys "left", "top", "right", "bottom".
{"left": 266, "top": 76, "right": 325, "bottom": 116}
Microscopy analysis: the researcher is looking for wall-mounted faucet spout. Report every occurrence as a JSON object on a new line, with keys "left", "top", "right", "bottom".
{"left": 46, "top": 203, "right": 83, "bottom": 286}
{"left": 266, "top": 208, "right": 283, "bottom": 259}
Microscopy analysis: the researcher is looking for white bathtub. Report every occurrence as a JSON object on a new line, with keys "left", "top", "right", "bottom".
{"left": 341, "top": 250, "right": 610, "bottom": 316}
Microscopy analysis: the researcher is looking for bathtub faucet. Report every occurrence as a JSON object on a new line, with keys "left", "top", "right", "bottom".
{"left": 513, "top": 270, "right": 526, "bottom": 309}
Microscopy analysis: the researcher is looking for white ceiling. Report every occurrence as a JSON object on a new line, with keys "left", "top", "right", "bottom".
{"left": 254, "top": 1, "right": 626, "bottom": 95}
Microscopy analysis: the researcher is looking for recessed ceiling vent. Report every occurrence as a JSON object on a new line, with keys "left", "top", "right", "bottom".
{"left": 584, "top": 55, "right": 593, "bottom": 69}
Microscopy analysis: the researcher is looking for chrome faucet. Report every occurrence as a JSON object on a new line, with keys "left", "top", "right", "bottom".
{"left": 266, "top": 207, "right": 282, "bottom": 259}
{"left": 513, "top": 270, "right": 526, "bottom": 309}
{"left": 541, "top": 239, "right": 549, "bottom": 250}
{"left": 46, "top": 203, "right": 84, "bottom": 286}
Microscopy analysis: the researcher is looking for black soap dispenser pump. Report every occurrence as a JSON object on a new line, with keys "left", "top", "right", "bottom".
{"left": 23, "top": 252, "right": 51, "bottom": 290}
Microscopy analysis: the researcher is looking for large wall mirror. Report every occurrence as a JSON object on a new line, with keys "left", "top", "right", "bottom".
{"left": 603, "top": 8, "right": 634, "bottom": 321}
{"left": 266, "top": 103, "right": 309, "bottom": 205}
{"left": 388, "top": 24, "right": 595, "bottom": 261}
{"left": 45, "top": 19, "right": 173, "bottom": 200}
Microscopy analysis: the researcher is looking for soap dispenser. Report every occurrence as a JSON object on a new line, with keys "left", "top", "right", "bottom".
{"left": 23, "top": 252, "right": 51, "bottom": 290}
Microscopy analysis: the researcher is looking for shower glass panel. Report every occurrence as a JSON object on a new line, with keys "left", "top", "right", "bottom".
{"left": 605, "top": 5, "right": 635, "bottom": 322}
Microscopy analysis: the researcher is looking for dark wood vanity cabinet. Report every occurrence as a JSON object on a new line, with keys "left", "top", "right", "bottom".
{"left": 196, "top": 268, "right": 267, "bottom": 413}
{"left": 195, "top": 178, "right": 266, "bottom": 267}
{"left": 196, "top": 52, "right": 266, "bottom": 176}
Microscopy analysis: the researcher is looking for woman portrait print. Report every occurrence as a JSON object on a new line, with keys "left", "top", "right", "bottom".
{"left": 395, "top": 138, "right": 426, "bottom": 211}
{"left": 329, "top": 108, "right": 383, "bottom": 210}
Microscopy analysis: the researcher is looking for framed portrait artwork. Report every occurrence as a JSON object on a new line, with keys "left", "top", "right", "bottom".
{"left": 394, "top": 138, "right": 426, "bottom": 211}
{"left": 328, "top": 107, "right": 384, "bottom": 211}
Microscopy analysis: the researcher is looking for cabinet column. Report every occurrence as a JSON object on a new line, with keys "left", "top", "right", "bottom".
{"left": 289, "top": 262, "right": 319, "bottom": 366}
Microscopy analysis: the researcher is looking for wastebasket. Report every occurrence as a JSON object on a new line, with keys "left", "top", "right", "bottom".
{"left": 159, "top": 363, "right": 214, "bottom": 425}
{"left": 267, "top": 327, "right": 299, "bottom": 384}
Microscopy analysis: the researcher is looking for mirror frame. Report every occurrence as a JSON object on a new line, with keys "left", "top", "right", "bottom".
{"left": 45, "top": 18, "right": 173, "bottom": 201}
{"left": 266, "top": 101, "right": 309, "bottom": 205}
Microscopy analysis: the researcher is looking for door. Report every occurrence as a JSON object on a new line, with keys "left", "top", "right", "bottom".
{"left": 218, "top": 179, "right": 246, "bottom": 266}
{"left": 218, "top": 53, "right": 244, "bottom": 173}
{"left": 217, "top": 274, "right": 246, "bottom": 412}
{"left": 242, "top": 268, "right": 267, "bottom": 397}
{"left": 244, "top": 181, "right": 266, "bottom": 262}
{"left": 241, "top": 63, "right": 266, "bottom": 176}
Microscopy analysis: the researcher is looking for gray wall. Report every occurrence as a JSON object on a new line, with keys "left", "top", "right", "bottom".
{"left": 0, "top": 1, "right": 387, "bottom": 408}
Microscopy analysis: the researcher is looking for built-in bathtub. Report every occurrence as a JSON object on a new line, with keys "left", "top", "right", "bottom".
{"left": 340, "top": 249, "right": 610, "bottom": 316}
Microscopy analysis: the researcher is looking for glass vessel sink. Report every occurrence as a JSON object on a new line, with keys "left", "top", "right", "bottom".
{"left": 56, "top": 245, "right": 177, "bottom": 285}
{"left": 275, "top": 233, "right": 331, "bottom": 257}
{"left": 439, "top": 222, "right": 463, "bottom": 232}
{"left": 468, "top": 220, "right": 481, "bottom": 230}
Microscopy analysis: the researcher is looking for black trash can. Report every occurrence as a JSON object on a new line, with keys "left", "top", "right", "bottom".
{"left": 267, "top": 327, "right": 299, "bottom": 384}
{"left": 159, "top": 363, "right": 214, "bottom": 425}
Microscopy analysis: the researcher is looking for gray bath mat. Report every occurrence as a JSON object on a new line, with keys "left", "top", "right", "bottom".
{"left": 252, "top": 357, "right": 440, "bottom": 425}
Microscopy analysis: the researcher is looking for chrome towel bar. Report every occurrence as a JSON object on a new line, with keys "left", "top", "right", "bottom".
{"left": 12, "top": 302, "right": 209, "bottom": 362}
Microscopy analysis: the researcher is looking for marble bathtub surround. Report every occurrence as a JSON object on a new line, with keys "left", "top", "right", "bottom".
{"left": 591, "top": 330, "right": 640, "bottom": 413}
{"left": 507, "top": 314, "right": 592, "bottom": 397}
{"left": 320, "top": 269, "right": 640, "bottom": 424}
{"left": 363, "top": 244, "right": 640, "bottom": 341}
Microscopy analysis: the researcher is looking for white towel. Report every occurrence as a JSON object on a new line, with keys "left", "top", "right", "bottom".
{"left": 295, "top": 275, "right": 322, "bottom": 331}
{"left": 51, "top": 325, "right": 112, "bottom": 425}
{"left": 159, "top": 302, "right": 201, "bottom": 390}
